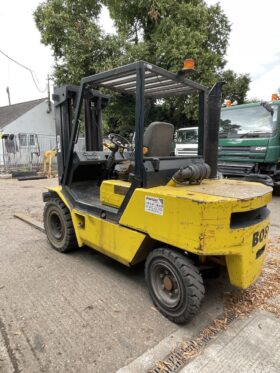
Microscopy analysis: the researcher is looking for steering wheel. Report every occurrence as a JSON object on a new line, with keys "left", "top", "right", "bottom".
{"left": 108, "top": 133, "right": 131, "bottom": 150}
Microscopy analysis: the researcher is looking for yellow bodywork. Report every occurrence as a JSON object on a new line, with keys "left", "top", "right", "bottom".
{"left": 100, "top": 180, "right": 130, "bottom": 208}
{"left": 48, "top": 178, "right": 272, "bottom": 289}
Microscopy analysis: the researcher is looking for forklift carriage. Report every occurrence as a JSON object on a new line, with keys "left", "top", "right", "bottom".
{"left": 43, "top": 61, "right": 272, "bottom": 323}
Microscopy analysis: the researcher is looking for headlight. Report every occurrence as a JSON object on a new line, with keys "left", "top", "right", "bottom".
{"left": 250, "top": 146, "right": 267, "bottom": 153}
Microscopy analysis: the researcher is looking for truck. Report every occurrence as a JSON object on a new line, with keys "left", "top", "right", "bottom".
{"left": 174, "top": 127, "right": 198, "bottom": 156}
{"left": 218, "top": 100, "right": 280, "bottom": 194}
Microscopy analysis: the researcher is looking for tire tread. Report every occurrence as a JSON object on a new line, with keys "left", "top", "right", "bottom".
{"left": 145, "top": 248, "right": 205, "bottom": 324}
{"left": 43, "top": 198, "right": 77, "bottom": 253}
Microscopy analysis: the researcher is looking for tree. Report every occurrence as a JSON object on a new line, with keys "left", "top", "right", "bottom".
{"left": 34, "top": 0, "right": 121, "bottom": 85}
{"left": 106, "top": 0, "right": 231, "bottom": 83}
{"left": 34, "top": 0, "right": 251, "bottom": 134}
{"left": 221, "top": 70, "right": 251, "bottom": 104}
{"left": 105, "top": 0, "right": 250, "bottom": 128}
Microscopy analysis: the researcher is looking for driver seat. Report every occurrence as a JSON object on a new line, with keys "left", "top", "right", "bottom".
{"left": 143, "top": 122, "right": 174, "bottom": 157}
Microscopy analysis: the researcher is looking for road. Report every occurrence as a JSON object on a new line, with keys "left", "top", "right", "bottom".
{"left": 0, "top": 178, "right": 279, "bottom": 372}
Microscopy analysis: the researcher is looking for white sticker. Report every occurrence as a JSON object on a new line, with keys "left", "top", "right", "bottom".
{"left": 145, "top": 196, "right": 164, "bottom": 216}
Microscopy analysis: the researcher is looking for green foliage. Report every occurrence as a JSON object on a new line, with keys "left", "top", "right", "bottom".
{"left": 221, "top": 70, "right": 251, "bottom": 104}
{"left": 103, "top": 94, "right": 136, "bottom": 135}
{"left": 34, "top": 0, "right": 251, "bottom": 135}
{"left": 105, "top": 0, "right": 230, "bottom": 80}
{"left": 34, "top": 0, "right": 121, "bottom": 85}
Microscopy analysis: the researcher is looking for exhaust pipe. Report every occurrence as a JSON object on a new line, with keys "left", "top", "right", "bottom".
{"left": 170, "top": 163, "right": 211, "bottom": 185}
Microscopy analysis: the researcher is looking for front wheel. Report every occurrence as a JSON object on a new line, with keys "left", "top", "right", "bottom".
{"left": 43, "top": 198, "right": 77, "bottom": 253}
{"left": 145, "top": 248, "right": 205, "bottom": 324}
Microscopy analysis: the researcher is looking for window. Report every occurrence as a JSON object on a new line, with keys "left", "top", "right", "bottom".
{"left": 18, "top": 133, "right": 27, "bottom": 146}
{"left": 29, "top": 134, "right": 35, "bottom": 146}
{"left": 175, "top": 129, "right": 198, "bottom": 144}
{"left": 220, "top": 105, "right": 278, "bottom": 138}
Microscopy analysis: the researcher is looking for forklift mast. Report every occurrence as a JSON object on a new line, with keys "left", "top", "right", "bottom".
{"left": 52, "top": 86, "right": 108, "bottom": 184}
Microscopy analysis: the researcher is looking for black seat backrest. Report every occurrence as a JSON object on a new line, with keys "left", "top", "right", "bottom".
{"left": 143, "top": 122, "right": 174, "bottom": 157}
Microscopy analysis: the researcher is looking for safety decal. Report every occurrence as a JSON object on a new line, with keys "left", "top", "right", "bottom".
{"left": 145, "top": 196, "right": 164, "bottom": 216}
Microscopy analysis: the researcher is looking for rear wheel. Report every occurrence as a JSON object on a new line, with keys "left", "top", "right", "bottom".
{"left": 44, "top": 198, "right": 77, "bottom": 253}
{"left": 145, "top": 248, "right": 205, "bottom": 324}
{"left": 273, "top": 184, "right": 280, "bottom": 196}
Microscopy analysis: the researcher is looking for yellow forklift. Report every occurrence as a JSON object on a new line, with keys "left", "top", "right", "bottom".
{"left": 43, "top": 61, "right": 272, "bottom": 323}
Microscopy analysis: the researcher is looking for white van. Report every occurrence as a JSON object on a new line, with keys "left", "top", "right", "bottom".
{"left": 174, "top": 127, "right": 198, "bottom": 156}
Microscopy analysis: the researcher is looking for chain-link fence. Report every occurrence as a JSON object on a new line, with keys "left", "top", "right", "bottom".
{"left": 0, "top": 132, "right": 87, "bottom": 174}
{"left": 0, "top": 133, "right": 56, "bottom": 173}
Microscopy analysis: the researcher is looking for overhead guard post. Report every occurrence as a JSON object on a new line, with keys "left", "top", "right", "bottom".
{"left": 204, "top": 82, "right": 224, "bottom": 178}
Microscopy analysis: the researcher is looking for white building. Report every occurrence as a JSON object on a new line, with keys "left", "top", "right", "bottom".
{"left": 0, "top": 98, "right": 55, "bottom": 168}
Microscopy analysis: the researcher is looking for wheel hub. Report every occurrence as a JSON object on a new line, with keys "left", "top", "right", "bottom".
{"left": 150, "top": 264, "right": 181, "bottom": 309}
{"left": 163, "top": 275, "right": 173, "bottom": 291}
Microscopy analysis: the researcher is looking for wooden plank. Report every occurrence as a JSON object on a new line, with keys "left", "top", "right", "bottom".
{"left": 17, "top": 175, "right": 47, "bottom": 181}
{"left": 12, "top": 171, "right": 37, "bottom": 178}
{"left": 14, "top": 213, "right": 45, "bottom": 232}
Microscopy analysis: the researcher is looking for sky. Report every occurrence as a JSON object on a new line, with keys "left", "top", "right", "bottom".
{"left": 0, "top": 0, "right": 280, "bottom": 107}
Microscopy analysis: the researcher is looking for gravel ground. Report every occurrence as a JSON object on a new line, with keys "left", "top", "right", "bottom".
{"left": 0, "top": 178, "right": 278, "bottom": 373}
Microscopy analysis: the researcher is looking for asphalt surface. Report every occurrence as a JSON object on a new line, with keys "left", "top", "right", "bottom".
{"left": 0, "top": 178, "right": 279, "bottom": 372}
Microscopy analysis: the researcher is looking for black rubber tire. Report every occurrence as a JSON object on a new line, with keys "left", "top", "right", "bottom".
{"left": 145, "top": 248, "right": 205, "bottom": 324}
{"left": 43, "top": 198, "right": 77, "bottom": 253}
{"left": 273, "top": 185, "right": 280, "bottom": 196}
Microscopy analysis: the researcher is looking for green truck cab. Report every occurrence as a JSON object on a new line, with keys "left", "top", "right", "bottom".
{"left": 218, "top": 101, "right": 280, "bottom": 193}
